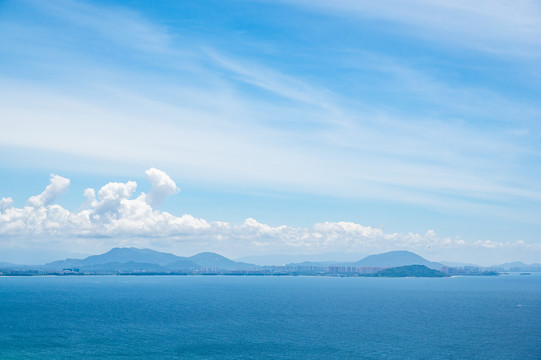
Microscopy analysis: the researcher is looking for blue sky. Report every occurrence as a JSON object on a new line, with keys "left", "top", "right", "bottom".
{"left": 1, "top": 0, "right": 540, "bottom": 264}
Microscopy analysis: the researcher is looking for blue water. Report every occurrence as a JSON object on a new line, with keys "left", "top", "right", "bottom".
{"left": 0, "top": 275, "right": 539, "bottom": 359}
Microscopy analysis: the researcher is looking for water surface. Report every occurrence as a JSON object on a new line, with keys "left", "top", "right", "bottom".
{"left": 0, "top": 275, "right": 539, "bottom": 359}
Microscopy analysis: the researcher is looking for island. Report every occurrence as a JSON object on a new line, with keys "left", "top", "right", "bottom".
{"left": 368, "top": 265, "right": 447, "bottom": 277}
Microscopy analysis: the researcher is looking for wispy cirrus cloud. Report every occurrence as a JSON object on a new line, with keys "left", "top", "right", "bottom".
{"left": 25, "top": 0, "right": 172, "bottom": 53}
{"left": 1, "top": 0, "right": 541, "bottom": 246}
{"left": 274, "top": 0, "right": 541, "bottom": 57}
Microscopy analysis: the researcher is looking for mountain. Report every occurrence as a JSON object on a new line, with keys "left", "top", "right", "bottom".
{"left": 76, "top": 262, "right": 170, "bottom": 272}
{"left": 44, "top": 247, "right": 257, "bottom": 271}
{"left": 286, "top": 251, "right": 442, "bottom": 269}
{"left": 166, "top": 259, "right": 199, "bottom": 271}
{"left": 493, "top": 261, "right": 541, "bottom": 270}
{"left": 86, "top": 247, "right": 182, "bottom": 266}
{"left": 493, "top": 261, "right": 528, "bottom": 269}
{"left": 189, "top": 252, "right": 256, "bottom": 270}
{"left": 237, "top": 253, "right": 368, "bottom": 266}
{"left": 351, "top": 251, "right": 442, "bottom": 269}
{"left": 45, "top": 247, "right": 180, "bottom": 269}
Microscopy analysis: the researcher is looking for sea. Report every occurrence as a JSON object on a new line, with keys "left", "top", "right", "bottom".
{"left": 0, "top": 274, "right": 539, "bottom": 359}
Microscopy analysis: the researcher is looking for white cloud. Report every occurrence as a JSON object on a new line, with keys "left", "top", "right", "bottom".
{"left": 1, "top": 169, "right": 539, "bottom": 262}
{"left": 27, "top": 174, "right": 70, "bottom": 207}
{"left": 0, "top": 197, "right": 13, "bottom": 212}
{"left": 0, "top": 0, "right": 540, "bottom": 263}
{"left": 279, "top": 0, "right": 541, "bottom": 57}
{"left": 144, "top": 167, "right": 180, "bottom": 208}
{"left": 29, "top": 0, "right": 171, "bottom": 53}
{"left": 92, "top": 180, "right": 137, "bottom": 217}
{"left": 1, "top": 0, "right": 540, "bottom": 225}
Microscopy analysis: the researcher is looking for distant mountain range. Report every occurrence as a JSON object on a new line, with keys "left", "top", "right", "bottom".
{"left": 1, "top": 248, "right": 539, "bottom": 274}
{"left": 288, "top": 251, "right": 443, "bottom": 269}
{"left": 492, "top": 261, "right": 541, "bottom": 270}
{"left": 236, "top": 253, "right": 369, "bottom": 266}
{"left": 28, "top": 249, "right": 447, "bottom": 272}
{"left": 351, "top": 251, "right": 443, "bottom": 269}
{"left": 43, "top": 247, "right": 256, "bottom": 272}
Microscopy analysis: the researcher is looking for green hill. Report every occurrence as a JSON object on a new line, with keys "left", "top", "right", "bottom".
{"left": 372, "top": 265, "right": 447, "bottom": 277}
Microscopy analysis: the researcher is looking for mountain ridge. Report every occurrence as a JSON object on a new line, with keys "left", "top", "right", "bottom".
{"left": 44, "top": 247, "right": 257, "bottom": 271}
{"left": 288, "top": 250, "right": 443, "bottom": 269}
{"left": 7, "top": 248, "right": 537, "bottom": 272}
{"left": 351, "top": 251, "right": 443, "bottom": 269}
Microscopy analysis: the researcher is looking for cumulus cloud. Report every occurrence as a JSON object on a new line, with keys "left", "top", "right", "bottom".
{"left": 144, "top": 168, "right": 180, "bottom": 208}
{"left": 0, "top": 197, "right": 13, "bottom": 212}
{"left": 27, "top": 174, "right": 70, "bottom": 207}
{"left": 92, "top": 180, "right": 137, "bottom": 217}
{"left": 0, "top": 168, "right": 538, "bottom": 259}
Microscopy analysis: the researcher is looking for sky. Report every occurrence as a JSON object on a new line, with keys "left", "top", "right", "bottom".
{"left": 1, "top": 0, "right": 540, "bottom": 265}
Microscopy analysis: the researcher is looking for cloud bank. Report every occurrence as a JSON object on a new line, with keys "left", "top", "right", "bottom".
{"left": 1, "top": 169, "right": 538, "bottom": 262}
